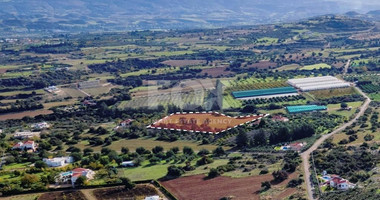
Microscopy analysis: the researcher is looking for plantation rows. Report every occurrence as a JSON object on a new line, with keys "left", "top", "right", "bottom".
{"left": 120, "top": 90, "right": 205, "bottom": 108}
{"left": 359, "top": 84, "right": 380, "bottom": 94}
{"left": 226, "top": 81, "right": 288, "bottom": 92}
{"left": 242, "top": 95, "right": 306, "bottom": 105}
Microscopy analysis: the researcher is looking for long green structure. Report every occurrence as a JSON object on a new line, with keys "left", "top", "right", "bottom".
{"left": 286, "top": 105, "right": 327, "bottom": 113}
{"left": 232, "top": 87, "right": 297, "bottom": 98}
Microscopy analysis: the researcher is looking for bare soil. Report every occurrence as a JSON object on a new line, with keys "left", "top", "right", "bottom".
{"left": 162, "top": 60, "right": 206, "bottom": 67}
{"left": 0, "top": 109, "right": 53, "bottom": 121}
{"left": 38, "top": 191, "right": 86, "bottom": 200}
{"left": 92, "top": 185, "right": 158, "bottom": 200}
{"left": 161, "top": 174, "right": 274, "bottom": 200}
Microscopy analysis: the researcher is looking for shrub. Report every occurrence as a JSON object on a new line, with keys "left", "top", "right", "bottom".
{"left": 208, "top": 168, "right": 220, "bottom": 178}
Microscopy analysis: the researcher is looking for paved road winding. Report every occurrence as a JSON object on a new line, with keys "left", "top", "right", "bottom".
{"left": 301, "top": 86, "right": 371, "bottom": 200}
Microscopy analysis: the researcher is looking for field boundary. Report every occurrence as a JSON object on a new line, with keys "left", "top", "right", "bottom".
{"left": 147, "top": 111, "right": 268, "bottom": 134}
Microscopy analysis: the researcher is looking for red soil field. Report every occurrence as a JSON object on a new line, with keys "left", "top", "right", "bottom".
{"left": 161, "top": 174, "right": 272, "bottom": 200}
{"left": 0, "top": 69, "right": 7, "bottom": 74}
{"left": 201, "top": 66, "right": 234, "bottom": 77}
{"left": 0, "top": 109, "right": 53, "bottom": 121}
{"left": 162, "top": 60, "right": 206, "bottom": 67}
{"left": 150, "top": 112, "right": 263, "bottom": 134}
{"left": 247, "top": 61, "right": 277, "bottom": 69}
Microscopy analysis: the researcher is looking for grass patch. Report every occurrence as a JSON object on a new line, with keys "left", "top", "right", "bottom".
{"left": 327, "top": 101, "right": 363, "bottom": 118}
{"left": 300, "top": 63, "right": 331, "bottom": 70}
{"left": 276, "top": 64, "right": 301, "bottom": 71}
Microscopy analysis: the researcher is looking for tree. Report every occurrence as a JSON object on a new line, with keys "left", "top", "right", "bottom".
{"left": 208, "top": 168, "right": 220, "bottom": 178}
{"left": 70, "top": 152, "right": 83, "bottom": 162}
{"left": 120, "top": 177, "right": 135, "bottom": 190}
{"left": 75, "top": 176, "right": 87, "bottom": 187}
{"left": 253, "top": 130, "right": 267, "bottom": 146}
{"left": 213, "top": 146, "right": 225, "bottom": 157}
{"left": 121, "top": 147, "right": 129, "bottom": 154}
{"left": 167, "top": 165, "right": 184, "bottom": 177}
{"left": 272, "top": 170, "right": 288, "bottom": 182}
{"left": 152, "top": 146, "right": 164, "bottom": 154}
{"left": 341, "top": 102, "right": 348, "bottom": 109}
{"left": 34, "top": 161, "right": 47, "bottom": 169}
{"left": 183, "top": 146, "right": 194, "bottom": 155}
{"left": 261, "top": 181, "right": 271, "bottom": 191}
{"left": 149, "top": 156, "right": 160, "bottom": 165}
{"left": 21, "top": 174, "right": 39, "bottom": 187}
{"left": 83, "top": 148, "right": 94, "bottom": 156}
{"left": 236, "top": 131, "right": 249, "bottom": 148}
{"left": 136, "top": 147, "right": 147, "bottom": 155}
{"left": 197, "top": 149, "right": 210, "bottom": 156}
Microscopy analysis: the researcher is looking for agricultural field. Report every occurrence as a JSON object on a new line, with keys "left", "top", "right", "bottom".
{"left": 150, "top": 112, "right": 263, "bottom": 133}
{"left": 308, "top": 87, "right": 358, "bottom": 99}
{"left": 300, "top": 63, "right": 331, "bottom": 70}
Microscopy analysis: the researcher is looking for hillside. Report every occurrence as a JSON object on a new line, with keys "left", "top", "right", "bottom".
{"left": 0, "top": 0, "right": 379, "bottom": 35}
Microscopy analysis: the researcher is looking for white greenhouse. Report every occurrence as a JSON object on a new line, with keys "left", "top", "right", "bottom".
{"left": 287, "top": 76, "right": 350, "bottom": 91}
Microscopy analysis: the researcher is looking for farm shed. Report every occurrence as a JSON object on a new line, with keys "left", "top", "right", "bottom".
{"left": 286, "top": 105, "right": 327, "bottom": 113}
{"left": 232, "top": 87, "right": 298, "bottom": 99}
{"left": 287, "top": 76, "right": 350, "bottom": 92}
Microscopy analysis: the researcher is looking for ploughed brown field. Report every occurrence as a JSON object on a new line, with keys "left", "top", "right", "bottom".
{"left": 38, "top": 191, "right": 86, "bottom": 200}
{"left": 247, "top": 61, "right": 277, "bottom": 69}
{"left": 161, "top": 173, "right": 299, "bottom": 200}
{"left": 201, "top": 66, "right": 235, "bottom": 77}
{"left": 93, "top": 185, "right": 158, "bottom": 200}
{"left": 161, "top": 174, "right": 271, "bottom": 200}
{"left": 150, "top": 112, "right": 262, "bottom": 134}
{"left": 162, "top": 59, "right": 206, "bottom": 67}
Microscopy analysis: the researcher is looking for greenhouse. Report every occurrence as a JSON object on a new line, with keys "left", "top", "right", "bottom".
{"left": 286, "top": 105, "right": 327, "bottom": 113}
{"left": 287, "top": 76, "right": 350, "bottom": 91}
{"left": 232, "top": 87, "right": 298, "bottom": 99}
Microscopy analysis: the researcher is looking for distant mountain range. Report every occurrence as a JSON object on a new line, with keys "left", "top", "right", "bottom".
{"left": 0, "top": 0, "right": 379, "bottom": 35}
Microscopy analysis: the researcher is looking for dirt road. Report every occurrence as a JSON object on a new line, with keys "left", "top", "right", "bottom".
{"left": 343, "top": 59, "right": 351, "bottom": 75}
{"left": 301, "top": 86, "right": 371, "bottom": 200}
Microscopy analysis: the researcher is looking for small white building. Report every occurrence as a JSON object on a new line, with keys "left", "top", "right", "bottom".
{"left": 121, "top": 161, "right": 135, "bottom": 167}
{"left": 43, "top": 156, "right": 73, "bottom": 167}
{"left": 13, "top": 131, "right": 40, "bottom": 139}
{"left": 31, "top": 122, "right": 50, "bottom": 130}
{"left": 144, "top": 196, "right": 160, "bottom": 200}
{"left": 120, "top": 119, "right": 134, "bottom": 127}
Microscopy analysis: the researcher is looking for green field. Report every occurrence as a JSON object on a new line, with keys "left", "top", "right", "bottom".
{"left": 276, "top": 64, "right": 301, "bottom": 71}
{"left": 74, "top": 138, "right": 222, "bottom": 153}
{"left": 300, "top": 63, "right": 331, "bottom": 70}
{"left": 327, "top": 101, "right": 363, "bottom": 118}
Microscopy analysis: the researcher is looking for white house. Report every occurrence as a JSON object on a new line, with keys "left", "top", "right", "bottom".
{"left": 12, "top": 141, "right": 37, "bottom": 151}
{"left": 55, "top": 168, "right": 95, "bottom": 188}
{"left": 43, "top": 156, "right": 73, "bottom": 167}
{"left": 70, "top": 168, "right": 95, "bottom": 187}
{"left": 13, "top": 131, "right": 40, "bottom": 139}
{"left": 329, "top": 175, "right": 355, "bottom": 190}
{"left": 121, "top": 161, "right": 135, "bottom": 167}
{"left": 144, "top": 196, "right": 160, "bottom": 200}
{"left": 31, "top": 122, "right": 50, "bottom": 130}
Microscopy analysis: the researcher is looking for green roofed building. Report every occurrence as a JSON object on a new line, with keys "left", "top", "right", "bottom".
{"left": 286, "top": 105, "right": 327, "bottom": 114}
{"left": 232, "top": 87, "right": 297, "bottom": 99}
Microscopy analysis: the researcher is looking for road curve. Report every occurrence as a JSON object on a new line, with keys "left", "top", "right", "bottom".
{"left": 301, "top": 86, "right": 371, "bottom": 200}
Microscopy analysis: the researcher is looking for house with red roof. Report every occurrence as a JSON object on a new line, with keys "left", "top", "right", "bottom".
{"left": 55, "top": 168, "right": 95, "bottom": 188}
{"left": 272, "top": 115, "right": 289, "bottom": 122}
{"left": 120, "top": 119, "right": 134, "bottom": 127}
{"left": 12, "top": 141, "right": 37, "bottom": 152}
